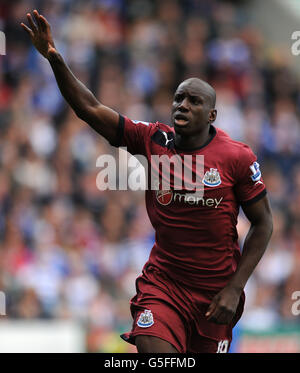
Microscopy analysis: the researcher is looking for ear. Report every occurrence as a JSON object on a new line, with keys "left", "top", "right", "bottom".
{"left": 208, "top": 109, "right": 217, "bottom": 124}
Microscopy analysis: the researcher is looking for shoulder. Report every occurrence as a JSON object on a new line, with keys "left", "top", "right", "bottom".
{"left": 151, "top": 121, "right": 174, "bottom": 134}
{"left": 215, "top": 128, "right": 261, "bottom": 184}
{"left": 123, "top": 116, "right": 173, "bottom": 133}
{"left": 215, "top": 127, "right": 255, "bottom": 161}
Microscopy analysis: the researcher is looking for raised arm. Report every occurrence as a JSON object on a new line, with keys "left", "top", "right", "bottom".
{"left": 21, "top": 10, "right": 119, "bottom": 144}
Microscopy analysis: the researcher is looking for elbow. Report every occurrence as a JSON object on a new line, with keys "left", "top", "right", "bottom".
{"left": 251, "top": 213, "right": 273, "bottom": 237}
{"left": 264, "top": 217, "right": 273, "bottom": 252}
{"left": 268, "top": 216, "right": 274, "bottom": 237}
{"left": 75, "top": 104, "right": 100, "bottom": 123}
{"left": 75, "top": 108, "right": 90, "bottom": 121}
{"left": 265, "top": 210, "right": 273, "bottom": 236}
{"left": 260, "top": 214, "right": 273, "bottom": 239}
{"left": 263, "top": 218, "right": 273, "bottom": 242}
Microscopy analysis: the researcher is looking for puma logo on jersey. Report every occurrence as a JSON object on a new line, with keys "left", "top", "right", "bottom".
{"left": 162, "top": 131, "right": 174, "bottom": 146}
{"left": 151, "top": 129, "right": 175, "bottom": 149}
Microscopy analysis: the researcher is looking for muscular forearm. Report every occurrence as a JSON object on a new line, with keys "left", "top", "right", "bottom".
{"left": 48, "top": 51, "right": 99, "bottom": 119}
{"left": 227, "top": 221, "right": 273, "bottom": 292}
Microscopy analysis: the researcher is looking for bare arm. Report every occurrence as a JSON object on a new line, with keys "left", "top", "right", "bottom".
{"left": 227, "top": 195, "right": 273, "bottom": 291}
{"left": 206, "top": 195, "right": 273, "bottom": 324}
{"left": 21, "top": 10, "right": 119, "bottom": 144}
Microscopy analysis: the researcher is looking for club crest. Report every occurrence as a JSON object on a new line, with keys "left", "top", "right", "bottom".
{"left": 137, "top": 309, "right": 154, "bottom": 328}
{"left": 202, "top": 168, "right": 222, "bottom": 187}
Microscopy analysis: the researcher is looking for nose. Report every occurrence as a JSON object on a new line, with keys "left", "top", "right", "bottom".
{"left": 178, "top": 97, "right": 189, "bottom": 111}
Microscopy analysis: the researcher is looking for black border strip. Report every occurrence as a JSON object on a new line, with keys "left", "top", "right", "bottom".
{"left": 109, "top": 114, "right": 125, "bottom": 147}
{"left": 0, "top": 353, "right": 298, "bottom": 367}
{"left": 240, "top": 189, "right": 267, "bottom": 207}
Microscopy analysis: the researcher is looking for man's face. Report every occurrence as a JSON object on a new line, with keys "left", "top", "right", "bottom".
{"left": 171, "top": 80, "right": 216, "bottom": 136}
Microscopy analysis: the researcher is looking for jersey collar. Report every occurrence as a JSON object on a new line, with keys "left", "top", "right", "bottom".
{"left": 174, "top": 125, "right": 217, "bottom": 152}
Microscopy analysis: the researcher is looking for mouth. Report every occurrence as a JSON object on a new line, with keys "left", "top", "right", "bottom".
{"left": 173, "top": 113, "right": 189, "bottom": 127}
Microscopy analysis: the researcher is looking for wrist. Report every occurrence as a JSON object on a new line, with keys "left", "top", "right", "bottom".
{"left": 225, "top": 282, "right": 244, "bottom": 295}
{"left": 47, "top": 48, "right": 60, "bottom": 62}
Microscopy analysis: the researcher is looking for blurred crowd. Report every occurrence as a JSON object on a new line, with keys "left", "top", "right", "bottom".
{"left": 0, "top": 0, "right": 299, "bottom": 352}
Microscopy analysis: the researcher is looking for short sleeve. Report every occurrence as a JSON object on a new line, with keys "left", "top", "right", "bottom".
{"left": 234, "top": 145, "right": 266, "bottom": 205}
{"left": 109, "top": 114, "right": 155, "bottom": 156}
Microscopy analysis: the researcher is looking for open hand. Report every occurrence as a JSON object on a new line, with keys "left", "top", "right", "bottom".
{"left": 21, "top": 10, "right": 56, "bottom": 59}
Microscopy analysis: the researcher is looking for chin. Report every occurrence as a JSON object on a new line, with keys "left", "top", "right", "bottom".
{"left": 174, "top": 124, "right": 190, "bottom": 135}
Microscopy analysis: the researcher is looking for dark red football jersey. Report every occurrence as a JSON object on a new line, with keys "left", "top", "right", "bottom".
{"left": 111, "top": 115, "right": 266, "bottom": 290}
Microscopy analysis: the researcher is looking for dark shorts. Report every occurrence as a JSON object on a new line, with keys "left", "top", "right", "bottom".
{"left": 121, "top": 264, "right": 245, "bottom": 353}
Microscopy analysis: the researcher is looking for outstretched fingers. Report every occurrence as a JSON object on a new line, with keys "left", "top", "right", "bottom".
{"left": 26, "top": 13, "right": 38, "bottom": 33}
{"left": 21, "top": 9, "right": 55, "bottom": 58}
{"left": 22, "top": 10, "right": 49, "bottom": 36}
{"left": 20, "top": 23, "right": 34, "bottom": 38}
{"left": 33, "top": 10, "right": 43, "bottom": 31}
{"left": 39, "top": 14, "right": 50, "bottom": 32}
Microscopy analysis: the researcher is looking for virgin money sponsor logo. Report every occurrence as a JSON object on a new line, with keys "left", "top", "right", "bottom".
{"left": 156, "top": 190, "right": 173, "bottom": 206}
{"left": 155, "top": 190, "right": 223, "bottom": 208}
{"left": 174, "top": 193, "right": 223, "bottom": 207}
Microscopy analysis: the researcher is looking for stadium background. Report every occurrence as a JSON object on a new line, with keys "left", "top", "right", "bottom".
{"left": 0, "top": 0, "right": 300, "bottom": 352}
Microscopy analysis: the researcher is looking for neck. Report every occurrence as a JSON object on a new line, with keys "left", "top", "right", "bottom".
{"left": 175, "top": 124, "right": 212, "bottom": 150}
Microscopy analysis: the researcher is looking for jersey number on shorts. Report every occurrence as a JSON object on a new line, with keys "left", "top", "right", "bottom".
{"left": 216, "top": 340, "right": 229, "bottom": 353}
